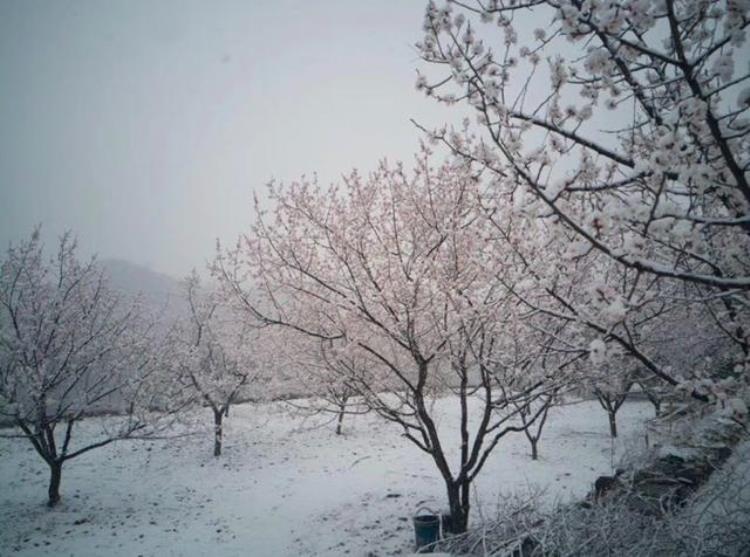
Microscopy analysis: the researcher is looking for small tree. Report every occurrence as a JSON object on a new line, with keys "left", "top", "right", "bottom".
{"left": 175, "top": 272, "right": 259, "bottom": 457}
{"left": 278, "top": 335, "right": 371, "bottom": 435}
{"left": 515, "top": 387, "right": 559, "bottom": 460}
{"left": 635, "top": 368, "right": 669, "bottom": 417}
{"left": 593, "top": 383, "right": 633, "bottom": 439}
{"left": 0, "top": 230, "right": 174, "bottom": 506}
{"left": 587, "top": 341, "right": 636, "bottom": 438}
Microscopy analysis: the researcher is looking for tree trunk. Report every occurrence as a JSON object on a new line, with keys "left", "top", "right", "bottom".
{"left": 530, "top": 438, "right": 538, "bottom": 461}
{"left": 446, "top": 482, "right": 469, "bottom": 534}
{"left": 213, "top": 408, "right": 223, "bottom": 457}
{"left": 335, "top": 407, "right": 345, "bottom": 435}
{"left": 48, "top": 460, "right": 62, "bottom": 507}
{"left": 608, "top": 411, "right": 618, "bottom": 438}
{"left": 335, "top": 393, "right": 349, "bottom": 435}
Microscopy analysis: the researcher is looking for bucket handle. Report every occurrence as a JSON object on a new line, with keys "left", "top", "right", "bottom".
{"left": 414, "top": 505, "right": 439, "bottom": 517}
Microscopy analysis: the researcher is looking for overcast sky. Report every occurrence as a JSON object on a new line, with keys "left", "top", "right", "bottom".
{"left": 0, "top": 1, "right": 459, "bottom": 277}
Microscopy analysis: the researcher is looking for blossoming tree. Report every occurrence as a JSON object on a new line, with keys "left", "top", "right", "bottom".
{"left": 0, "top": 230, "right": 177, "bottom": 506}
{"left": 214, "top": 149, "right": 570, "bottom": 532}
{"left": 416, "top": 0, "right": 750, "bottom": 400}
{"left": 173, "top": 272, "right": 261, "bottom": 457}
{"left": 274, "top": 332, "right": 371, "bottom": 436}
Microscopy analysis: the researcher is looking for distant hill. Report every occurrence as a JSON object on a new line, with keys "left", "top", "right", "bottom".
{"left": 100, "top": 258, "right": 185, "bottom": 320}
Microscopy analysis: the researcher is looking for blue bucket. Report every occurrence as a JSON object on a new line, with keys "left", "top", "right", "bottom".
{"left": 413, "top": 513, "right": 440, "bottom": 552}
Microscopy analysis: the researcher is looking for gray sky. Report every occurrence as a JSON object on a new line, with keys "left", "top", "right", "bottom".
{"left": 0, "top": 0, "right": 456, "bottom": 277}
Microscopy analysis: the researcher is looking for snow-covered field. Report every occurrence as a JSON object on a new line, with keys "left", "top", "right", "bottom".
{"left": 0, "top": 398, "right": 652, "bottom": 556}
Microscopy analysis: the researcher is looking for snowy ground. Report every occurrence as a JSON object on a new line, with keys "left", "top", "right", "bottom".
{"left": 0, "top": 398, "right": 652, "bottom": 556}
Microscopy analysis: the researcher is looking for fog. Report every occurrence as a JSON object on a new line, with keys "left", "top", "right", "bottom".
{"left": 0, "top": 0, "right": 456, "bottom": 277}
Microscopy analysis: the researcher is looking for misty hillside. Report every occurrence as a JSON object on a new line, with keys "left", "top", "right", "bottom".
{"left": 100, "top": 258, "right": 185, "bottom": 318}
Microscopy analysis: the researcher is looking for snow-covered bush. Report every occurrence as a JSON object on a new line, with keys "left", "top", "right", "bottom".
{"left": 436, "top": 445, "right": 750, "bottom": 556}
{"left": 435, "top": 394, "right": 750, "bottom": 556}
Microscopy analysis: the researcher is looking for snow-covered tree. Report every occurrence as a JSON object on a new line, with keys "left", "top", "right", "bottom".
{"left": 588, "top": 357, "right": 636, "bottom": 438}
{"left": 0, "top": 230, "right": 177, "bottom": 506}
{"left": 416, "top": 0, "right": 750, "bottom": 401}
{"left": 174, "top": 272, "right": 260, "bottom": 457}
{"left": 275, "top": 333, "right": 371, "bottom": 435}
{"left": 515, "top": 390, "right": 556, "bottom": 460}
{"left": 214, "top": 148, "right": 571, "bottom": 532}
